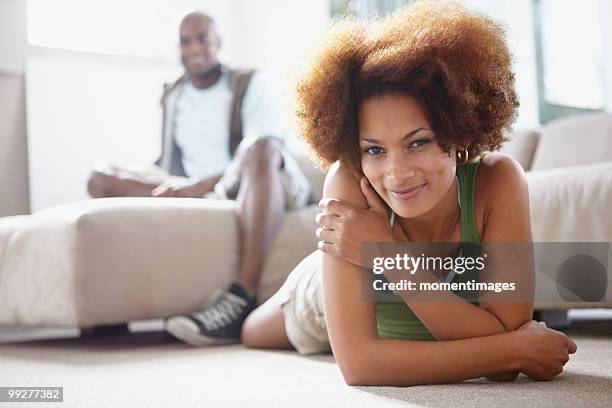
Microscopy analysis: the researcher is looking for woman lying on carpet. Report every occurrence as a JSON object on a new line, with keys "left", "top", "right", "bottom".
{"left": 241, "top": 1, "right": 577, "bottom": 386}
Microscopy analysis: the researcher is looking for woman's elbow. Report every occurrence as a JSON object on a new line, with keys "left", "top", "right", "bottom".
{"left": 336, "top": 347, "right": 399, "bottom": 386}
{"left": 334, "top": 343, "right": 377, "bottom": 386}
{"left": 339, "top": 361, "right": 373, "bottom": 386}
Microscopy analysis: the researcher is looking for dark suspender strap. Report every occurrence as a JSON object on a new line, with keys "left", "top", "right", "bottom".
{"left": 227, "top": 68, "right": 256, "bottom": 157}
{"left": 157, "top": 74, "right": 188, "bottom": 176}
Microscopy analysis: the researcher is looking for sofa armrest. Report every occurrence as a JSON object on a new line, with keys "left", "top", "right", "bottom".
{"left": 527, "top": 161, "right": 612, "bottom": 242}
{"left": 0, "top": 198, "right": 241, "bottom": 327}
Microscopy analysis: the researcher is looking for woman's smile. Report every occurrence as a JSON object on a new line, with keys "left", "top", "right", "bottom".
{"left": 387, "top": 183, "right": 427, "bottom": 201}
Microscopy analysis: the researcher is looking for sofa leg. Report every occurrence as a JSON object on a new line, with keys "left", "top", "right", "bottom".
{"left": 80, "top": 323, "right": 130, "bottom": 338}
{"left": 533, "top": 310, "right": 570, "bottom": 329}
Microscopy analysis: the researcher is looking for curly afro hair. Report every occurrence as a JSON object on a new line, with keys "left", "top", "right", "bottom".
{"left": 296, "top": 0, "right": 519, "bottom": 174}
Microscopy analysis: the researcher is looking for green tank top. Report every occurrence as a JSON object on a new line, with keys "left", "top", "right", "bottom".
{"left": 375, "top": 158, "right": 482, "bottom": 340}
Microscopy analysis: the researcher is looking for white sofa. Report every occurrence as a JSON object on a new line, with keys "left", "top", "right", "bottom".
{"left": 0, "top": 113, "right": 611, "bottom": 328}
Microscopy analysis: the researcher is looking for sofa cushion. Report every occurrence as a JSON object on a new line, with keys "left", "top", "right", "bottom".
{"left": 531, "top": 113, "right": 612, "bottom": 170}
{"left": 499, "top": 129, "right": 540, "bottom": 170}
{"left": 0, "top": 198, "right": 318, "bottom": 327}
{"left": 527, "top": 161, "right": 612, "bottom": 241}
{"left": 292, "top": 150, "right": 326, "bottom": 203}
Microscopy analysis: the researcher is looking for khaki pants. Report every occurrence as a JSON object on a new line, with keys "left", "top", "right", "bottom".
{"left": 277, "top": 250, "right": 331, "bottom": 355}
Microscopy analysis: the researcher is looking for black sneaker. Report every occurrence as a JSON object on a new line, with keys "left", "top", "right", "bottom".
{"left": 165, "top": 283, "right": 257, "bottom": 346}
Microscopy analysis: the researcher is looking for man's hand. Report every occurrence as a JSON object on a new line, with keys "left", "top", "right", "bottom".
{"left": 152, "top": 177, "right": 217, "bottom": 198}
{"left": 316, "top": 178, "right": 395, "bottom": 266}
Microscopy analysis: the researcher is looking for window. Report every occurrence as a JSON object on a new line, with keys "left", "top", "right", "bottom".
{"left": 533, "top": 0, "right": 606, "bottom": 123}
{"left": 331, "top": 0, "right": 411, "bottom": 19}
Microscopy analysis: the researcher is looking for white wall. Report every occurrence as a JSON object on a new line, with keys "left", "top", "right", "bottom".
{"left": 0, "top": 0, "right": 244, "bottom": 73}
{"left": 25, "top": 58, "right": 181, "bottom": 211}
{"left": 239, "top": 0, "right": 330, "bottom": 150}
{"left": 240, "top": 0, "right": 330, "bottom": 75}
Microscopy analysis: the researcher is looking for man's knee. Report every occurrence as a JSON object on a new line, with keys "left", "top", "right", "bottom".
{"left": 241, "top": 138, "right": 283, "bottom": 173}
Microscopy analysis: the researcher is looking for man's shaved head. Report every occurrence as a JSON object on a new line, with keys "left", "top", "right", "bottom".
{"left": 180, "top": 11, "right": 215, "bottom": 32}
{"left": 179, "top": 11, "right": 221, "bottom": 87}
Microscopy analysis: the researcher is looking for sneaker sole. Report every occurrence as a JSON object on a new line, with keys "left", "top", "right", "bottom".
{"left": 165, "top": 316, "right": 240, "bottom": 347}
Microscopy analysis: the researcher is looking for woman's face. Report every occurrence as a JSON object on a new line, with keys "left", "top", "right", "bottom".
{"left": 358, "top": 94, "right": 457, "bottom": 219}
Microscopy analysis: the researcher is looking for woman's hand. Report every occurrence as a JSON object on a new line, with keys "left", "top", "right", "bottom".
{"left": 316, "top": 178, "right": 396, "bottom": 266}
{"left": 514, "top": 320, "right": 577, "bottom": 381}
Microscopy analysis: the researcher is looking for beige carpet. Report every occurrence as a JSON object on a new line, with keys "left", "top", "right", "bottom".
{"left": 0, "top": 317, "right": 611, "bottom": 408}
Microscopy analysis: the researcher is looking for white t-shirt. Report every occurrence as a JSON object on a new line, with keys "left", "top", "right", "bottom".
{"left": 172, "top": 71, "right": 286, "bottom": 179}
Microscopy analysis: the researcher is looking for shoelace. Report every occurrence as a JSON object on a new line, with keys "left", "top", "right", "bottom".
{"left": 193, "top": 291, "right": 248, "bottom": 331}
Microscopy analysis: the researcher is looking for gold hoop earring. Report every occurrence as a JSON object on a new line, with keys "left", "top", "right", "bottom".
{"left": 457, "top": 149, "right": 469, "bottom": 164}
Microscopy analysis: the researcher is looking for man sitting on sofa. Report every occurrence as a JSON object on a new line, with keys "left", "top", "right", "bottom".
{"left": 87, "top": 11, "right": 312, "bottom": 346}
